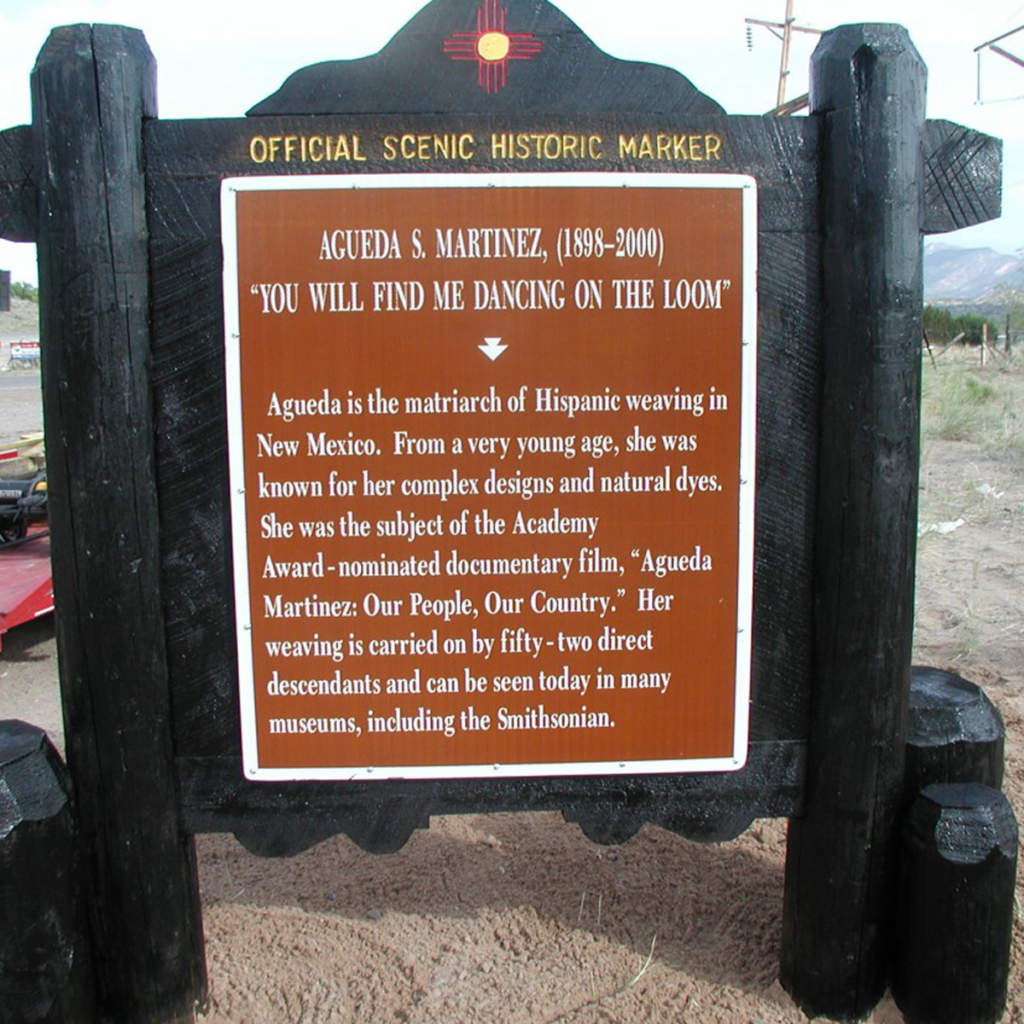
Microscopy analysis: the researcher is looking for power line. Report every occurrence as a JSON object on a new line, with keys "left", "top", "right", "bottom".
{"left": 974, "top": 23, "right": 1024, "bottom": 52}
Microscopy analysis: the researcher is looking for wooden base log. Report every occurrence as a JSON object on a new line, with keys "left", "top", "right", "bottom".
{"left": 0, "top": 721, "right": 96, "bottom": 1023}
{"left": 906, "top": 666, "right": 1005, "bottom": 796}
{"left": 892, "top": 784, "right": 1018, "bottom": 1024}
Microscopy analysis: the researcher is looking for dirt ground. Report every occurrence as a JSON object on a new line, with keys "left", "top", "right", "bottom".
{"left": 0, "top": 296, "right": 38, "bottom": 341}
{"left": 1, "top": 332, "right": 1021, "bottom": 1024}
{"left": 0, "top": 297, "right": 43, "bottom": 445}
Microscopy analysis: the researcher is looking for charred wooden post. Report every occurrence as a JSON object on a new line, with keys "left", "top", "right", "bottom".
{"left": 780, "top": 25, "right": 926, "bottom": 1020}
{"left": 892, "top": 784, "right": 1018, "bottom": 1024}
{"left": 0, "top": 124, "right": 38, "bottom": 242}
{"left": 31, "top": 25, "right": 206, "bottom": 1024}
{"left": 906, "top": 666, "right": 1005, "bottom": 796}
{"left": 0, "top": 720, "right": 95, "bottom": 1023}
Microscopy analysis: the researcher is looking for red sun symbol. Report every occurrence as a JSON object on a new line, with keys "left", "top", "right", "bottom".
{"left": 443, "top": 0, "right": 543, "bottom": 94}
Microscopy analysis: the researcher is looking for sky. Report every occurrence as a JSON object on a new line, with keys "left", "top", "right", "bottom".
{"left": 1, "top": 0, "right": 1023, "bottom": 283}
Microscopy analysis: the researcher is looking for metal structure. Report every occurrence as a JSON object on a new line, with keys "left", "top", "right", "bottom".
{"left": 975, "top": 24, "right": 1024, "bottom": 103}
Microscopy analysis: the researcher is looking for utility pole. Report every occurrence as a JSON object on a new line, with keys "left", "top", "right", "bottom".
{"left": 778, "top": 0, "right": 795, "bottom": 107}
{"left": 745, "top": 2, "right": 823, "bottom": 114}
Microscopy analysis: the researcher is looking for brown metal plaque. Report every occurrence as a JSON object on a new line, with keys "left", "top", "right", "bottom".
{"left": 222, "top": 173, "right": 756, "bottom": 781}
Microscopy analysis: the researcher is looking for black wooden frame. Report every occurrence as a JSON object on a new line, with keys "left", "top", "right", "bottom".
{"left": 146, "top": 111, "right": 820, "bottom": 855}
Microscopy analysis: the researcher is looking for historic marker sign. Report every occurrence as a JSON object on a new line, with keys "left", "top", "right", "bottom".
{"left": 223, "top": 172, "right": 757, "bottom": 780}
{"left": 1, "top": 4, "right": 1008, "bottom": 1019}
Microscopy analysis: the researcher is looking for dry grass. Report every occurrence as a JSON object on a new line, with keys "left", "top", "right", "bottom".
{"left": 916, "top": 346, "right": 1024, "bottom": 669}
{"left": 922, "top": 347, "right": 1024, "bottom": 457}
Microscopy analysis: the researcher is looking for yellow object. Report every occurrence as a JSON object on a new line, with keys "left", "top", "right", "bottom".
{"left": 477, "top": 31, "right": 511, "bottom": 62}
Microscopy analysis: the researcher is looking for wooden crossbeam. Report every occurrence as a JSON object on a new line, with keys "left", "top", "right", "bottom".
{"left": 769, "top": 92, "right": 811, "bottom": 116}
{"left": 922, "top": 120, "right": 1003, "bottom": 234}
{"left": 0, "top": 126, "right": 36, "bottom": 243}
{"left": 1, "top": 116, "right": 1001, "bottom": 244}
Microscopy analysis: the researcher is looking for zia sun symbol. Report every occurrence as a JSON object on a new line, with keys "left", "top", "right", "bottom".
{"left": 443, "top": 0, "right": 543, "bottom": 94}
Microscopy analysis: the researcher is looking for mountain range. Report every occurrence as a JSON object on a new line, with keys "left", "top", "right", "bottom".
{"left": 925, "top": 242, "right": 1021, "bottom": 304}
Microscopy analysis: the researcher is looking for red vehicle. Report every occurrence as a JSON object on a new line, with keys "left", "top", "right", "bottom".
{"left": 0, "top": 469, "right": 52, "bottom": 650}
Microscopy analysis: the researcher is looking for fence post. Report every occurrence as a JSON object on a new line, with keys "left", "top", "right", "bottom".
{"left": 780, "top": 25, "right": 926, "bottom": 1020}
{"left": 0, "top": 721, "right": 95, "bottom": 1023}
{"left": 31, "top": 25, "right": 206, "bottom": 1023}
{"left": 906, "top": 666, "right": 1004, "bottom": 796}
{"left": 892, "top": 784, "right": 1018, "bottom": 1024}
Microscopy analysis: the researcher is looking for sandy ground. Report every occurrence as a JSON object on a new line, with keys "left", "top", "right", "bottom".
{"left": 1, "top": 332, "right": 1021, "bottom": 1024}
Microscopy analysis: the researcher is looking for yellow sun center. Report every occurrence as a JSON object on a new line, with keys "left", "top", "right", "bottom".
{"left": 477, "top": 31, "right": 511, "bottom": 62}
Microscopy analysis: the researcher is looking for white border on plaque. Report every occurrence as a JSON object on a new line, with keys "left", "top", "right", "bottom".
{"left": 221, "top": 172, "right": 757, "bottom": 782}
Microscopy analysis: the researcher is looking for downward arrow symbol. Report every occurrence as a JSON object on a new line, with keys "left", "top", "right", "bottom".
{"left": 479, "top": 337, "right": 508, "bottom": 361}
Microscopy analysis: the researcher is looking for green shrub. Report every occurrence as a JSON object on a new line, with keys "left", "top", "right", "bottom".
{"left": 963, "top": 375, "right": 996, "bottom": 403}
{"left": 924, "top": 306, "right": 1000, "bottom": 346}
{"left": 923, "top": 361, "right": 1020, "bottom": 449}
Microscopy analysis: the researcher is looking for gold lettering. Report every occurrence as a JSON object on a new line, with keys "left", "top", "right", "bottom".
{"left": 386, "top": 134, "right": 478, "bottom": 161}
{"left": 490, "top": 133, "right": 602, "bottom": 160}
{"left": 249, "top": 136, "right": 269, "bottom": 163}
{"left": 618, "top": 132, "right": 724, "bottom": 161}
{"left": 246, "top": 134, "right": 366, "bottom": 164}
